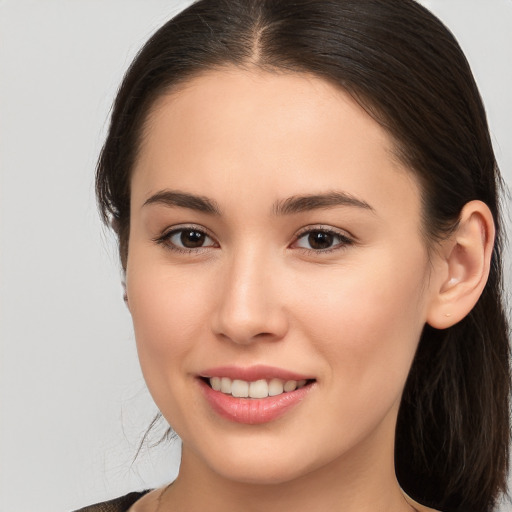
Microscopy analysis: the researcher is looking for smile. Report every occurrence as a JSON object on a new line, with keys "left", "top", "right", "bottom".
{"left": 198, "top": 366, "right": 316, "bottom": 424}
{"left": 208, "top": 377, "right": 309, "bottom": 398}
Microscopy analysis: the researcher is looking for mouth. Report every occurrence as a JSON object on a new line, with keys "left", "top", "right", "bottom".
{"left": 197, "top": 366, "right": 316, "bottom": 424}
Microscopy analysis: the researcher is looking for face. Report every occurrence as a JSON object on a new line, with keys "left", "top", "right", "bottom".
{"left": 126, "top": 68, "right": 434, "bottom": 484}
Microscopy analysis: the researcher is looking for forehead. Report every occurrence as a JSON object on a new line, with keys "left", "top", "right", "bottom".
{"left": 140, "top": 67, "right": 397, "bottom": 165}
{"left": 132, "top": 67, "right": 420, "bottom": 220}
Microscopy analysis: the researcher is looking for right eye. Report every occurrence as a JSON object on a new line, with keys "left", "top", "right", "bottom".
{"left": 156, "top": 227, "right": 217, "bottom": 253}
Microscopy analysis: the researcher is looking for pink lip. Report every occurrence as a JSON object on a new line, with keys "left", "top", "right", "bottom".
{"left": 197, "top": 366, "right": 316, "bottom": 425}
{"left": 199, "top": 365, "right": 313, "bottom": 382}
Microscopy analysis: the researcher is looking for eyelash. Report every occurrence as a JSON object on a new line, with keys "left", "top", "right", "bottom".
{"left": 154, "top": 225, "right": 354, "bottom": 255}
{"left": 153, "top": 225, "right": 218, "bottom": 255}
{"left": 293, "top": 226, "right": 354, "bottom": 254}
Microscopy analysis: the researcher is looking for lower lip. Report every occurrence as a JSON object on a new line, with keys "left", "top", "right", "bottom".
{"left": 199, "top": 379, "right": 314, "bottom": 425}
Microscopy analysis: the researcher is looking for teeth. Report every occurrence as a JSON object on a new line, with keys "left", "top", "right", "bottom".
{"left": 284, "top": 380, "right": 297, "bottom": 392}
{"left": 249, "top": 379, "right": 268, "bottom": 399}
{"left": 231, "top": 379, "right": 249, "bottom": 398}
{"left": 208, "top": 377, "right": 309, "bottom": 398}
{"left": 210, "top": 376, "right": 221, "bottom": 391}
{"left": 220, "top": 377, "right": 232, "bottom": 394}
{"left": 268, "top": 378, "right": 284, "bottom": 396}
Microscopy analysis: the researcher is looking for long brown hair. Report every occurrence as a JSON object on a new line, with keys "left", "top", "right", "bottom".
{"left": 96, "top": 1, "right": 511, "bottom": 510}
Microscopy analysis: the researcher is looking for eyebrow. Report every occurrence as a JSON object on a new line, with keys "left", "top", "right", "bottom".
{"left": 143, "top": 189, "right": 374, "bottom": 216}
{"left": 143, "top": 190, "right": 221, "bottom": 215}
{"left": 272, "top": 191, "right": 374, "bottom": 216}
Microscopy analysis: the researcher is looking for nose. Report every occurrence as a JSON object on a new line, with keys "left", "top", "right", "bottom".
{"left": 211, "top": 249, "right": 289, "bottom": 345}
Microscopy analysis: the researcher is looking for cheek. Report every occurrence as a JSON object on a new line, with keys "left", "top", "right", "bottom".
{"left": 294, "top": 248, "right": 428, "bottom": 393}
{"left": 126, "top": 255, "right": 213, "bottom": 381}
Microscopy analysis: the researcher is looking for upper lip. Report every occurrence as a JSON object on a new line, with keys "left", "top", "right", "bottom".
{"left": 199, "top": 365, "right": 314, "bottom": 382}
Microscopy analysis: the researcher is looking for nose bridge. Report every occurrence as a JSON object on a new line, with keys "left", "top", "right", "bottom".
{"left": 212, "top": 244, "right": 287, "bottom": 344}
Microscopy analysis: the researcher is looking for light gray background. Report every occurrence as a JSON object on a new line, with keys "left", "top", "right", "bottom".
{"left": 0, "top": 1, "right": 510, "bottom": 511}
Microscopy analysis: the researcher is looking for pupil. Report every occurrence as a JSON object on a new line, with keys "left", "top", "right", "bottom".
{"left": 308, "top": 231, "right": 333, "bottom": 250}
{"left": 181, "top": 230, "right": 205, "bottom": 248}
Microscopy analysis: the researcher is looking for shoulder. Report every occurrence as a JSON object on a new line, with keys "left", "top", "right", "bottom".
{"left": 73, "top": 491, "right": 151, "bottom": 512}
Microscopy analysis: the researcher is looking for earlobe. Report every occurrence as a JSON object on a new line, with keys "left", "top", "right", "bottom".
{"left": 426, "top": 200, "right": 495, "bottom": 329}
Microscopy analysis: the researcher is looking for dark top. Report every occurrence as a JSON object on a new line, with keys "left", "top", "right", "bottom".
{"left": 73, "top": 491, "right": 151, "bottom": 512}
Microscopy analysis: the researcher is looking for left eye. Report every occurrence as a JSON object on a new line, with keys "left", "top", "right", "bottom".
{"left": 294, "top": 229, "right": 351, "bottom": 251}
{"left": 165, "top": 228, "right": 216, "bottom": 250}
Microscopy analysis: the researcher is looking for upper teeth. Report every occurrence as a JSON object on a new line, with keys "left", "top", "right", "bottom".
{"left": 209, "top": 377, "right": 308, "bottom": 398}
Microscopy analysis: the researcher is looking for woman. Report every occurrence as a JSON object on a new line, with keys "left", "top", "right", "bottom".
{"left": 78, "top": 0, "right": 511, "bottom": 511}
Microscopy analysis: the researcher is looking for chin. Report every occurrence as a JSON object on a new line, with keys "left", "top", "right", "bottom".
{"left": 212, "top": 458, "right": 312, "bottom": 486}
{"left": 194, "top": 437, "right": 330, "bottom": 486}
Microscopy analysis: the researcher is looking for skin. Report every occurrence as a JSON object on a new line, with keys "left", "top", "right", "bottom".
{"left": 124, "top": 68, "right": 492, "bottom": 512}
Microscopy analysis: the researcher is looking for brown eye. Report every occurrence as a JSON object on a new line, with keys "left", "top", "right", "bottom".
{"left": 163, "top": 228, "right": 216, "bottom": 251}
{"left": 179, "top": 230, "right": 206, "bottom": 248}
{"left": 307, "top": 231, "right": 334, "bottom": 250}
{"left": 294, "top": 228, "right": 352, "bottom": 252}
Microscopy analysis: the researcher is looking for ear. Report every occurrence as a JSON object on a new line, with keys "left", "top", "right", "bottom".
{"left": 426, "top": 200, "right": 495, "bottom": 329}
